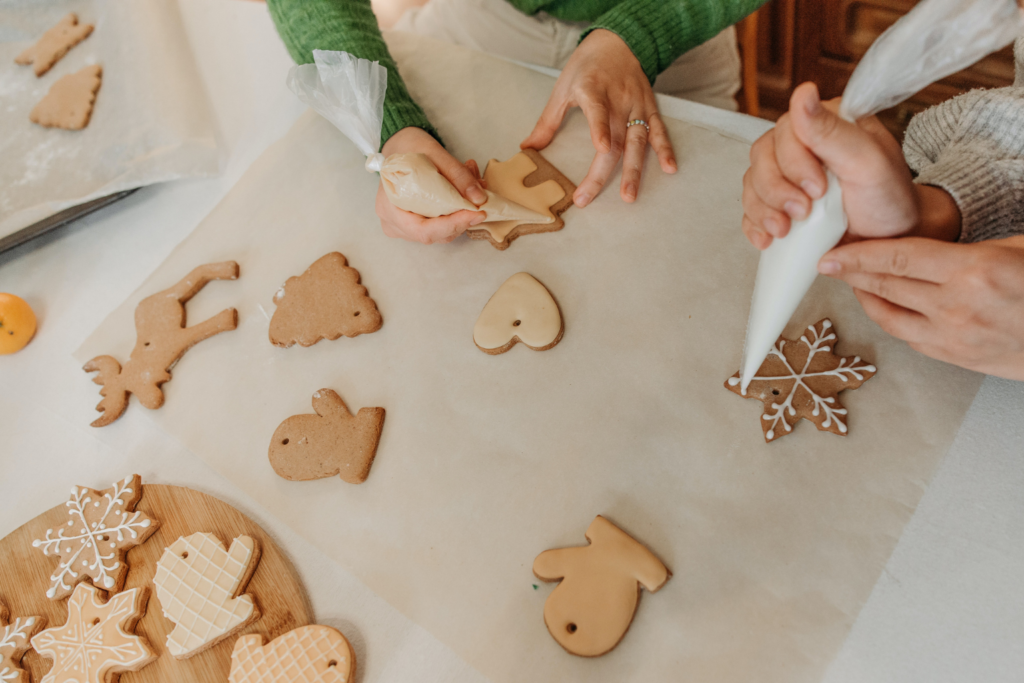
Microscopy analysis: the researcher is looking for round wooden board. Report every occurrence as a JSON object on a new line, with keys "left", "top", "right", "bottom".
{"left": 0, "top": 483, "right": 313, "bottom": 682}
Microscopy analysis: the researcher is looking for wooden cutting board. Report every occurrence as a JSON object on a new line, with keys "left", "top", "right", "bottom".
{"left": 0, "top": 483, "right": 313, "bottom": 682}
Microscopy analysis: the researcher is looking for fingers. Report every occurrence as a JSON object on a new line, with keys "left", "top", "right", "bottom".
{"left": 746, "top": 130, "right": 807, "bottom": 233}
{"left": 522, "top": 93, "right": 569, "bottom": 152}
{"left": 772, "top": 114, "right": 827, "bottom": 203}
{"left": 838, "top": 271, "right": 940, "bottom": 315}
{"left": 648, "top": 113, "right": 676, "bottom": 173}
{"left": 819, "top": 238, "right": 958, "bottom": 283}
{"left": 742, "top": 215, "right": 773, "bottom": 250}
{"left": 620, "top": 121, "right": 648, "bottom": 202}
{"left": 852, "top": 289, "right": 933, "bottom": 344}
{"left": 742, "top": 167, "right": 792, "bottom": 240}
{"left": 433, "top": 153, "right": 487, "bottom": 206}
{"left": 580, "top": 96, "right": 613, "bottom": 155}
{"left": 575, "top": 147, "right": 620, "bottom": 207}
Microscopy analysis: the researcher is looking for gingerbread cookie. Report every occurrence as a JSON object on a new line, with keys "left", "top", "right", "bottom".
{"left": 32, "top": 474, "right": 158, "bottom": 600}
{"left": 474, "top": 272, "right": 563, "bottom": 354}
{"left": 270, "top": 389, "right": 385, "bottom": 484}
{"left": 154, "top": 532, "right": 261, "bottom": 659}
{"left": 467, "top": 149, "right": 575, "bottom": 250}
{"left": 229, "top": 625, "right": 356, "bottom": 683}
{"left": 30, "top": 64, "right": 102, "bottom": 130}
{"left": 533, "top": 515, "right": 670, "bottom": 657}
{"left": 725, "top": 318, "right": 877, "bottom": 442}
{"left": 84, "top": 261, "right": 239, "bottom": 427}
{"left": 0, "top": 600, "right": 44, "bottom": 683}
{"left": 15, "top": 13, "right": 93, "bottom": 77}
{"left": 269, "top": 252, "right": 382, "bottom": 348}
{"left": 31, "top": 583, "right": 155, "bottom": 683}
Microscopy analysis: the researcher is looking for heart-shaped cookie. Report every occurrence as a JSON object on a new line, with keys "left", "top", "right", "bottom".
{"left": 473, "top": 273, "right": 563, "bottom": 354}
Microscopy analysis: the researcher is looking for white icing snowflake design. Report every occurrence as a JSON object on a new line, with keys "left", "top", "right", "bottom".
{"left": 1, "top": 614, "right": 38, "bottom": 683}
{"left": 727, "top": 319, "right": 876, "bottom": 441}
{"left": 32, "top": 475, "right": 156, "bottom": 600}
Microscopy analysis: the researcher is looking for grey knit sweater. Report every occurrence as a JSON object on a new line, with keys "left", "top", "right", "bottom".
{"left": 903, "top": 36, "right": 1024, "bottom": 243}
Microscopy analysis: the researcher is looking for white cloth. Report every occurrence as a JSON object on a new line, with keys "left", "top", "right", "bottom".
{"left": 393, "top": 0, "right": 741, "bottom": 111}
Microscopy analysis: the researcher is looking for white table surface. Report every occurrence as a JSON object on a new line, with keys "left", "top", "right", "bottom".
{"left": 0, "top": 2, "right": 1020, "bottom": 681}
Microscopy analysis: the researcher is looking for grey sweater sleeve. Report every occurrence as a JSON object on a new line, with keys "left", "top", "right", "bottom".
{"left": 902, "top": 37, "right": 1024, "bottom": 243}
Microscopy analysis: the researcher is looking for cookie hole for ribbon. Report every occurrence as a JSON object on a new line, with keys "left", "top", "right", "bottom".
{"left": 566, "top": 623, "right": 577, "bottom": 634}
{"left": 181, "top": 551, "right": 189, "bottom": 559}
{"left": 97, "top": 535, "right": 108, "bottom": 541}
{"left": 353, "top": 311, "right": 360, "bottom": 317}
{"left": 327, "top": 660, "right": 338, "bottom": 668}
{"left": 91, "top": 617, "right": 101, "bottom": 626}
{"left": 282, "top": 438, "right": 289, "bottom": 445}
{"left": 144, "top": 342, "right": 151, "bottom": 347}
{"left": 513, "top": 320, "right": 522, "bottom": 327}
{"left": 772, "top": 389, "right": 780, "bottom": 396}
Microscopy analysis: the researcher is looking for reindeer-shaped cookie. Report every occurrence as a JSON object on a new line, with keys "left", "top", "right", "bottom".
{"left": 533, "top": 515, "right": 670, "bottom": 657}
{"left": 84, "top": 261, "right": 239, "bottom": 427}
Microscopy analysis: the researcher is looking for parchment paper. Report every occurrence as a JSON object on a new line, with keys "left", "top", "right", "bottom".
{"left": 78, "top": 33, "right": 985, "bottom": 683}
{"left": 0, "top": 0, "right": 217, "bottom": 238}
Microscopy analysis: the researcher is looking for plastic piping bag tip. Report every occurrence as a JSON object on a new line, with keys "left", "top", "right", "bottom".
{"left": 365, "top": 153, "right": 385, "bottom": 173}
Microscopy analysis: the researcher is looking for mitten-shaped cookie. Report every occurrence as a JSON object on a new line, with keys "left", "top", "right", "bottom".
{"left": 269, "top": 389, "right": 385, "bottom": 484}
{"left": 533, "top": 515, "right": 670, "bottom": 657}
{"left": 229, "top": 625, "right": 356, "bottom": 683}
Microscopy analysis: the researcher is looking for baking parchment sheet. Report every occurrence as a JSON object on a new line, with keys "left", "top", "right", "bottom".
{"left": 78, "top": 32, "right": 985, "bottom": 683}
{"left": 0, "top": 0, "right": 217, "bottom": 239}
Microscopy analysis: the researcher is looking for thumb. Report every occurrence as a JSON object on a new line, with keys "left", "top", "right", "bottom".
{"left": 788, "top": 83, "right": 875, "bottom": 180}
{"left": 522, "top": 98, "right": 567, "bottom": 151}
{"left": 433, "top": 153, "right": 487, "bottom": 206}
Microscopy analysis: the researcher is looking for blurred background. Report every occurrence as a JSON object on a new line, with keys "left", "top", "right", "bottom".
{"left": 370, "top": 0, "right": 1018, "bottom": 140}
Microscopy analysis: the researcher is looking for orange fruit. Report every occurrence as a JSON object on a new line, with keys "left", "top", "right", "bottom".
{"left": 0, "top": 293, "right": 37, "bottom": 355}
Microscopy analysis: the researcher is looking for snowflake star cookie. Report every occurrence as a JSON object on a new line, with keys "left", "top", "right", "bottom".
{"left": 32, "top": 474, "right": 158, "bottom": 600}
{"left": 0, "top": 600, "right": 44, "bottom": 683}
{"left": 154, "top": 532, "right": 261, "bottom": 658}
{"left": 533, "top": 516, "right": 670, "bottom": 657}
{"left": 31, "top": 583, "right": 155, "bottom": 683}
{"left": 229, "top": 625, "right": 356, "bottom": 683}
{"left": 474, "top": 273, "right": 563, "bottom": 354}
{"left": 726, "top": 319, "right": 877, "bottom": 442}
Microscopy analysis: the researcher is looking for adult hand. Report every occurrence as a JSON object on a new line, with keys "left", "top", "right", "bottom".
{"left": 376, "top": 127, "right": 487, "bottom": 244}
{"left": 741, "top": 82, "right": 941, "bottom": 250}
{"left": 819, "top": 235, "right": 1024, "bottom": 380}
{"left": 521, "top": 28, "right": 677, "bottom": 207}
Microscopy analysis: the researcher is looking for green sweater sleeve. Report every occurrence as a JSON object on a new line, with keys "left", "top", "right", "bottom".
{"left": 266, "top": 0, "right": 439, "bottom": 148}
{"left": 582, "top": 0, "right": 769, "bottom": 83}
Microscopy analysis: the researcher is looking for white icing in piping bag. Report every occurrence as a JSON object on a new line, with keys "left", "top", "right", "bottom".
{"left": 739, "top": 0, "right": 1024, "bottom": 392}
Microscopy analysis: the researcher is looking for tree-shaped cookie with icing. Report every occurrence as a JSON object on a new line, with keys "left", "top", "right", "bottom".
{"left": 32, "top": 474, "right": 158, "bottom": 600}
{"left": 154, "top": 532, "right": 261, "bottom": 658}
{"left": 229, "top": 625, "right": 356, "bottom": 683}
{"left": 474, "top": 273, "right": 563, "bottom": 354}
{"left": 533, "top": 515, "right": 670, "bottom": 657}
{"left": 468, "top": 149, "right": 576, "bottom": 250}
{"left": 269, "top": 389, "right": 385, "bottom": 484}
{"left": 725, "top": 319, "right": 877, "bottom": 442}
{"left": 0, "top": 600, "right": 44, "bottom": 683}
{"left": 31, "top": 583, "right": 155, "bottom": 683}
{"left": 269, "top": 252, "right": 382, "bottom": 348}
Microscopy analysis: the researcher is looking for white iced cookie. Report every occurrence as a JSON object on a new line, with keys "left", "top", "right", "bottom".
{"left": 380, "top": 153, "right": 551, "bottom": 224}
{"left": 154, "top": 532, "right": 261, "bottom": 659}
{"left": 474, "top": 273, "right": 563, "bottom": 354}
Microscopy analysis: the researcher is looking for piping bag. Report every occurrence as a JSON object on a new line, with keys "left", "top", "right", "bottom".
{"left": 287, "top": 50, "right": 554, "bottom": 224}
{"left": 738, "top": 0, "right": 1024, "bottom": 392}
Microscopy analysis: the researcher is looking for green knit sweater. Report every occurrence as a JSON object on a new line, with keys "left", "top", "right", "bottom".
{"left": 267, "top": 0, "right": 766, "bottom": 148}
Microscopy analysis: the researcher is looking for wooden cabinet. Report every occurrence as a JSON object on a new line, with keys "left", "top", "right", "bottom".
{"left": 752, "top": 0, "right": 1016, "bottom": 138}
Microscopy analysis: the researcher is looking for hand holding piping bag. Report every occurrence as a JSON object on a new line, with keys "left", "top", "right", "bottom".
{"left": 288, "top": 50, "right": 553, "bottom": 245}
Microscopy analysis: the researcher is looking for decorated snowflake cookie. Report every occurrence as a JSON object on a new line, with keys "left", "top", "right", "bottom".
{"left": 725, "top": 319, "right": 877, "bottom": 442}
{"left": 31, "top": 583, "right": 155, "bottom": 683}
{"left": 229, "top": 625, "right": 356, "bottom": 683}
{"left": 154, "top": 532, "right": 261, "bottom": 658}
{"left": 0, "top": 600, "right": 44, "bottom": 683}
{"left": 32, "top": 474, "right": 159, "bottom": 600}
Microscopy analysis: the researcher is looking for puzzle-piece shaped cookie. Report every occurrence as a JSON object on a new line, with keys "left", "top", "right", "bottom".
{"left": 468, "top": 149, "right": 575, "bottom": 250}
{"left": 474, "top": 273, "right": 563, "bottom": 354}
{"left": 725, "top": 318, "right": 876, "bottom": 442}
{"left": 0, "top": 600, "right": 44, "bottom": 683}
{"left": 154, "top": 533, "right": 261, "bottom": 659}
{"left": 30, "top": 64, "right": 102, "bottom": 130}
{"left": 533, "top": 515, "right": 670, "bottom": 657}
{"left": 269, "top": 389, "right": 385, "bottom": 484}
{"left": 15, "top": 13, "right": 93, "bottom": 77}
{"left": 269, "top": 253, "right": 382, "bottom": 348}
{"left": 229, "top": 625, "right": 356, "bottom": 683}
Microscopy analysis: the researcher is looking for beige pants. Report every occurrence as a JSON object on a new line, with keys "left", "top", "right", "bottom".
{"left": 393, "top": 0, "right": 741, "bottom": 111}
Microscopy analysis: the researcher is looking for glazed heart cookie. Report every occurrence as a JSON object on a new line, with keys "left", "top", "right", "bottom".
{"left": 473, "top": 273, "right": 563, "bottom": 354}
